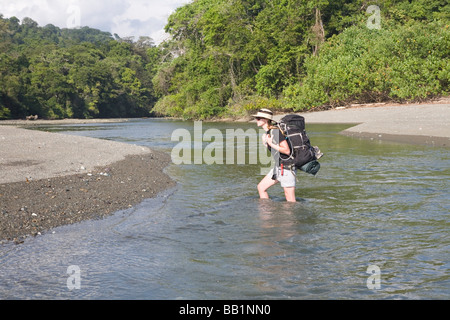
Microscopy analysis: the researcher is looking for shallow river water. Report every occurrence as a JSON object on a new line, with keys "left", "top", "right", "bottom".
{"left": 0, "top": 119, "right": 449, "bottom": 299}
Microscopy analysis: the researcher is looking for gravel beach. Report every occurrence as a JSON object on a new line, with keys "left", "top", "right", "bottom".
{"left": 0, "top": 125, "right": 175, "bottom": 243}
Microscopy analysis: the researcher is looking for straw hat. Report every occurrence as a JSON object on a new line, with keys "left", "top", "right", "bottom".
{"left": 252, "top": 108, "right": 273, "bottom": 121}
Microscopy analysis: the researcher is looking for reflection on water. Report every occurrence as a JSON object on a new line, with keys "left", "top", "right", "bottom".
{"left": 0, "top": 119, "right": 449, "bottom": 299}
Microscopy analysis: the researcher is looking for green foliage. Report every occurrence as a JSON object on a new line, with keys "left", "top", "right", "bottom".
{"left": 154, "top": 0, "right": 449, "bottom": 119}
{"left": 0, "top": 15, "right": 158, "bottom": 119}
{"left": 155, "top": 0, "right": 316, "bottom": 119}
{"left": 1, "top": 0, "right": 448, "bottom": 120}
{"left": 283, "top": 20, "right": 449, "bottom": 110}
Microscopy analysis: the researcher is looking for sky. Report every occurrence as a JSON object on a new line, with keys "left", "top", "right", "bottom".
{"left": 0, "top": 0, "right": 192, "bottom": 44}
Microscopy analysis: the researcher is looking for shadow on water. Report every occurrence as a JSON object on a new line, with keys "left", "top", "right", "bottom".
{"left": 1, "top": 119, "right": 449, "bottom": 299}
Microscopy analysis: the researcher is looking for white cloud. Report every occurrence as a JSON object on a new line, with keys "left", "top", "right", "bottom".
{"left": 0, "top": 0, "right": 191, "bottom": 44}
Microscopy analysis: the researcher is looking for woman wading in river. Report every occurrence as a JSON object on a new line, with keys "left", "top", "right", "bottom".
{"left": 253, "top": 109, "right": 297, "bottom": 202}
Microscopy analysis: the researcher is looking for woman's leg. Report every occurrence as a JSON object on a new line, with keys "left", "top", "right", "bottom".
{"left": 258, "top": 174, "right": 278, "bottom": 199}
{"left": 283, "top": 187, "right": 296, "bottom": 202}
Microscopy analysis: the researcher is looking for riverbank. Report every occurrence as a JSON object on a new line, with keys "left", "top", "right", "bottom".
{"left": 273, "top": 100, "right": 450, "bottom": 147}
{"left": 0, "top": 125, "right": 175, "bottom": 243}
{"left": 3, "top": 100, "right": 449, "bottom": 147}
{"left": 0, "top": 118, "right": 130, "bottom": 127}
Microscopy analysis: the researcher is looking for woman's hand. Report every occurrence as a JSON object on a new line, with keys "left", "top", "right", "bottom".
{"left": 262, "top": 133, "right": 268, "bottom": 147}
{"left": 265, "top": 134, "right": 273, "bottom": 147}
{"left": 263, "top": 133, "right": 290, "bottom": 156}
{"left": 266, "top": 135, "right": 290, "bottom": 156}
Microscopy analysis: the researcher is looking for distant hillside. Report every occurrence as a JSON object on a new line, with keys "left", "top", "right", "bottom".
{"left": 0, "top": 15, "right": 158, "bottom": 119}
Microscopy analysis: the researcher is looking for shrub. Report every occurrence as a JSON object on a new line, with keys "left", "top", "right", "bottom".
{"left": 283, "top": 20, "right": 449, "bottom": 110}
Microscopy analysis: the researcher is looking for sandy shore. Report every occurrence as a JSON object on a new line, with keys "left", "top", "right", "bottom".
{"left": 273, "top": 101, "right": 450, "bottom": 147}
{"left": 0, "top": 125, "right": 175, "bottom": 243}
{"left": 0, "top": 125, "right": 151, "bottom": 184}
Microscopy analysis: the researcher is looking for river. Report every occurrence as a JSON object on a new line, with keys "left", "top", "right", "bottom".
{"left": 0, "top": 119, "right": 448, "bottom": 299}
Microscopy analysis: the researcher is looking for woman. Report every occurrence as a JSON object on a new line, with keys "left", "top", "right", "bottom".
{"left": 253, "top": 109, "right": 297, "bottom": 202}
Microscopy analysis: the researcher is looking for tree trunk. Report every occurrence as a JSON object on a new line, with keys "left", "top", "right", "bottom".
{"left": 312, "top": 8, "right": 325, "bottom": 56}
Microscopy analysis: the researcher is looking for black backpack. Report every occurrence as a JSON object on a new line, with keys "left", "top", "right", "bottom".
{"left": 276, "top": 114, "right": 322, "bottom": 176}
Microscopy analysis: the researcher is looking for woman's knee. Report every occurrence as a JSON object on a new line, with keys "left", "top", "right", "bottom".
{"left": 258, "top": 178, "right": 275, "bottom": 193}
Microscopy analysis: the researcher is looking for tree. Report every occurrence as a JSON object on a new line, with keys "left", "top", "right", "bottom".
{"left": 0, "top": 15, "right": 156, "bottom": 119}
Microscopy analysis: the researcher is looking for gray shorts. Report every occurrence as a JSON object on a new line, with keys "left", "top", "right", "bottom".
{"left": 266, "top": 166, "right": 297, "bottom": 188}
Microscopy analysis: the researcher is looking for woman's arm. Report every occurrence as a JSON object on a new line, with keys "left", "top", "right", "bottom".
{"left": 266, "top": 135, "right": 291, "bottom": 156}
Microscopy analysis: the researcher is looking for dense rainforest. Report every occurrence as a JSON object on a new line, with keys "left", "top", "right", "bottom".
{"left": 1, "top": 0, "right": 449, "bottom": 120}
